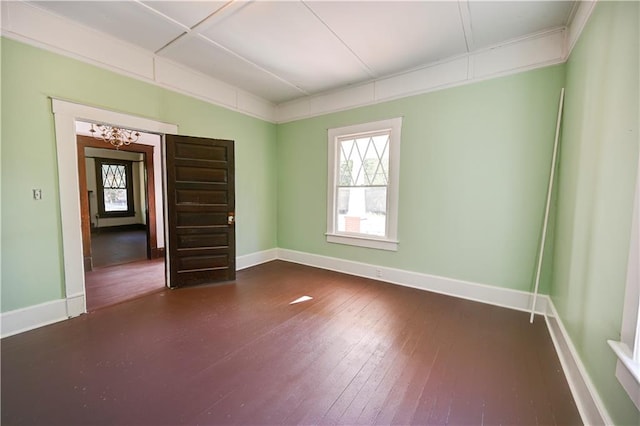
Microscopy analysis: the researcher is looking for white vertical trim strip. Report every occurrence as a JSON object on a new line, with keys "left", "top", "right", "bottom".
{"left": 530, "top": 88, "right": 565, "bottom": 323}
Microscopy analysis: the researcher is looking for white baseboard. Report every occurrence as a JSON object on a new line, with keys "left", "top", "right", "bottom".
{"left": 237, "top": 248, "right": 279, "bottom": 271}
{"left": 277, "top": 248, "right": 616, "bottom": 424}
{"left": 65, "top": 293, "right": 86, "bottom": 318}
{"left": 545, "top": 299, "right": 613, "bottom": 426}
{"left": 1, "top": 249, "right": 277, "bottom": 339}
{"left": 0, "top": 247, "right": 613, "bottom": 426}
{"left": 277, "top": 248, "right": 549, "bottom": 314}
{"left": 1, "top": 299, "right": 69, "bottom": 338}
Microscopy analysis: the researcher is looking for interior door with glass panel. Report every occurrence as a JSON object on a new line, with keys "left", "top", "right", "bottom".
{"left": 165, "top": 135, "right": 235, "bottom": 288}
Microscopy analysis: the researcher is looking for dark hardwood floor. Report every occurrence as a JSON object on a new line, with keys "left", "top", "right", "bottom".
{"left": 91, "top": 229, "right": 147, "bottom": 268}
{"left": 1, "top": 261, "right": 581, "bottom": 426}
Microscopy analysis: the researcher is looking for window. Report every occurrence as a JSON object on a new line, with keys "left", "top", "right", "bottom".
{"left": 608, "top": 160, "right": 640, "bottom": 410}
{"left": 95, "top": 158, "right": 135, "bottom": 218}
{"left": 326, "top": 117, "right": 402, "bottom": 251}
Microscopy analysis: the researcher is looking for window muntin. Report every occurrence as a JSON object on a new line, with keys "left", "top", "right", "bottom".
{"left": 336, "top": 131, "right": 390, "bottom": 237}
{"left": 327, "top": 118, "right": 401, "bottom": 251}
{"left": 95, "top": 158, "right": 135, "bottom": 218}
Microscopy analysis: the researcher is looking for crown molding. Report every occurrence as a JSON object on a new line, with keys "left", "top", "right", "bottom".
{"left": 1, "top": 1, "right": 596, "bottom": 125}
{"left": 565, "top": 0, "right": 598, "bottom": 57}
{"left": 276, "top": 28, "right": 567, "bottom": 123}
{"left": 0, "top": 1, "right": 277, "bottom": 122}
{"left": 275, "top": 0, "right": 598, "bottom": 124}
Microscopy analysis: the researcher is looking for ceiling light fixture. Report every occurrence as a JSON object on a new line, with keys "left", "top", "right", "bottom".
{"left": 89, "top": 123, "right": 140, "bottom": 149}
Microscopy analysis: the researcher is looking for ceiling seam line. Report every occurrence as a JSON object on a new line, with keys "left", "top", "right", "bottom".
{"left": 151, "top": 0, "right": 241, "bottom": 56}
{"left": 189, "top": 0, "right": 238, "bottom": 30}
{"left": 301, "top": 1, "right": 377, "bottom": 79}
{"left": 457, "top": 0, "right": 474, "bottom": 53}
{"left": 133, "top": 0, "right": 192, "bottom": 55}
{"left": 134, "top": 0, "right": 191, "bottom": 31}
{"left": 196, "top": 34, "right": 309, "bottom": 96}
{"left": 144, "top": 0, "right": 307, "bottom": 96}
{"left": 154, "top": 32, "right": 189, "bottom": 55}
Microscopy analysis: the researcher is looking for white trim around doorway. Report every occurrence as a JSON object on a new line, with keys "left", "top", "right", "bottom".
{"left": 51, "top": 99, "right": 178, "bottom": 318}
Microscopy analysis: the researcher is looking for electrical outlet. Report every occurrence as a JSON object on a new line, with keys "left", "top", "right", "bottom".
{"left": 33, "top": 189, "right": 42, "bottom": 200}
{"left": 375, "top": 269, "right": 382, "bottom": 278}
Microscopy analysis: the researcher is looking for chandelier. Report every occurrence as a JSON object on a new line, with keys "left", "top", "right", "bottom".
{"left": 89, "top": 123, "right": 140, "bottom": 149}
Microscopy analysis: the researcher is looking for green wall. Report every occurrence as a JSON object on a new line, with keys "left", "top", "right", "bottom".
{"left": 1, "top": 38, "right": 278, "bottom": 312}
{"left": 278, "top": 65, "right": 565, "bottom": 293}
{"left": 2, "top": 3, "right": 639, "bottom": 422}
{"left": 551, "top": 1, "right": 640, "bottom": 424}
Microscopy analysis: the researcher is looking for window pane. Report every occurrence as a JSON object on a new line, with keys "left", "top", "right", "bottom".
{"left": 336, "top": 187, "right": 387, "bottom": 236}
{"left": 328, "top": 117, "right": 402, "bottom": 250}
{"left": 102, "top": 164, "right": 127, "bottom": 189}
{"left": 339, "top": 134, "right": 389, "bottom": 188}
{"left": 103, "top": 188, "right": 128, "bottom": 212}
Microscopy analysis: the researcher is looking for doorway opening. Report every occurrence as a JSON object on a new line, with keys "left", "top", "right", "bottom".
{"left": 75, "top": 122, "right": 165, "bottom": 311}
{"left": 52, "top": 99, "right": 178, "bottom": 317}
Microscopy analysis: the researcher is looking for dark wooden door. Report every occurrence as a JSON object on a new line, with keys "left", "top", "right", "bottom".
{"left": 165, "top": 135, "right": 235, "bottom": 288}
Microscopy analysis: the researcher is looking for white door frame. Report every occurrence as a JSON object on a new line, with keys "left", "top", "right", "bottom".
{"left": 52, "top": 98, "right": 178, "bottom": 317}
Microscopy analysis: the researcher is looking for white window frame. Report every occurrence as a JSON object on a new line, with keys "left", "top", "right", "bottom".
{"left": 326, "top": 117, "right": 402, "bottom": 251}
{"left": 608, "top": 156, "right": 640, "bottom": 410}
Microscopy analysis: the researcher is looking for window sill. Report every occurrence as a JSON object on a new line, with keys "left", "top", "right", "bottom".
{"left": 98, "top": 212, "right": 136, "bottom": 219}
{"left": 326, "top": 233, "right": 398, "bottom": 251}
{"left": 607, "top": 340, "right": 640, "bottom": 410}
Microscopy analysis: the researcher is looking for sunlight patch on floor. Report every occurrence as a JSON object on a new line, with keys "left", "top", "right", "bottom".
{"left": 289, "top": 295, "right": 313, "bottom": 305}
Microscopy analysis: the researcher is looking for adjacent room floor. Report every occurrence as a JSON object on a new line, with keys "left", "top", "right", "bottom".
{"left": 1, "top": 261, "right": 582, "bottom": 425}
{"left": 86, "top": 228, "right": 165, "bottom": 311}
{"left": 84, "top": 257, "right": 165, "bottom": 312}
{"left": 90, "top": 229, "right": 148, "bottom": 268}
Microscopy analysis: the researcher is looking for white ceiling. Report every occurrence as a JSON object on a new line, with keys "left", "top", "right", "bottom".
{"left": 28, "top": 0, "right": 577, "bottom": 105}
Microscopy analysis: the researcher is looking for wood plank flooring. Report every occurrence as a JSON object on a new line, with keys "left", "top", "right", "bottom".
{"left": 1, "top": 261, "right": 581, "bottom": 426}
{"left": 84, "top": 258, "right": 165, "bottom": 312}
{"left": 91, "top": 229, "right": 147, "bottom": 268}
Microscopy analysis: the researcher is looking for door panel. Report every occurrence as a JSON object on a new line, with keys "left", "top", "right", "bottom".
{"left": 166, "top": 135, "right": 235, "bottom": 287}
{"left": 176, "top": 188, "right": 228, "bottom": 205}
{"left": 175, "top": 166, "right": 227, "bottom": 182}
{"left": 176, "top": 229, "right": 229, "bottom": 249}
